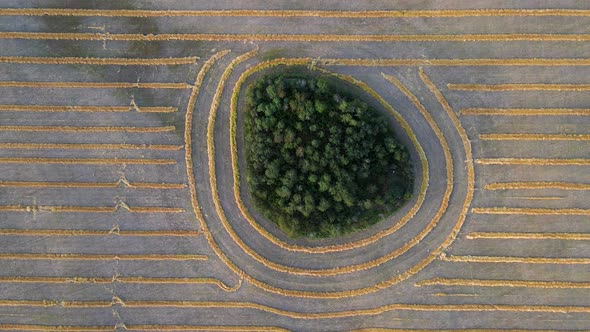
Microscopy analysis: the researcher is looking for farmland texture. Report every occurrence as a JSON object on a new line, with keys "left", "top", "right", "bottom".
{"left": 0, "top": 1, "right": 589, "bottom": 331}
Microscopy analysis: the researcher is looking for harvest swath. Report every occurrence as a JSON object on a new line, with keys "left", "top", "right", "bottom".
{"left": 0, "top": 1, "right": 587, "bottom": 330}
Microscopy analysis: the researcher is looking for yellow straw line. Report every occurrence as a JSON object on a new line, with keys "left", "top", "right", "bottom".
{"left": 321, "top": 58, "right": 590, "bottom": 67}
{"left": 472, "top": 207, "right": 590, "bottom": 215}
{"left": 3, "top": 8, "right": 590, "bottom": 18}
{"left": 0, "top": 56, "right": 197, "bottom": 65}
{"left": 0, "top": 229, "right": 200, "bottom": 237}
{"left": 0, "top": 253, "right": 207, "bottom": 261}
{"left": 0, "top": 276, "right": 112, "bottom": 283}
{"left": 0, "top": 276, "right": 237, "bottom": 291}
{"left": 416, "top": 277, "right": 590, "bottom": 289}
{"left": 417, "top": 67, "right": 477, "bottom": 292}
{"left": 125, "top": 326, "right": 287, "bottom": 332}
{"left": 0, "top": 325, "right": 113, "bottom": 331}
{"left": 467, "top": 232, "right": 590, "bottom": 240}
{"left": 0, "top": 205, "right": 111, "bottom": 213}
{"left": 0, "top": 143, "right": 182, "bottom": 150}
{"left": 479, "top": 133, "right": 590, "bottom": 141}
{"left": 118, "top": 277, "right": 241, "bottom": 291}
{"left": 0, "top": 181, "right": 115, "bottom": 188}
{"left": 0, "top": 81, "right": 191, "bottom": 89}
{"left": 353, "top": 330, "right": 569, "bottom": 332}
{"left": 0, "top": 125, "right": 175, "bottom": 133}
{"left": 476, "top": 158, "right": 590, "bottom": 165}
{"left": 0, "top": 326, "right": 287, "bottom": 332}
{"left": 0, "top": 157, "right": 175, "bottom": 165}
{"left": 3, "top": 32, "right": 590, "bottom": 42}
{"left": 183, "top": 49, "right": 240, "bottom": 287}
{"left": 75, "top": 300, "right": 590, "bottom": 316}
{"left": 3, "top": 299, "right": 590, "bottom": 318}
{"left": 449, "top": 83, "right": 590, "bottom": 91}
{"left": 0, "top": 104, "right": 176, "bottom": 112}
{"left": 0, "top": 205, "right": 184, "bottom": 213}
{"left": 7, "top": 57, "right": 590, "bottom": 72}
{"left": 0, "top": 181, "right": 185, "bottom": 189}
{"left": 461, "top": 108, "right": 590, "bottom": 116}
{"left": 441, "top": 254, "right": 590, "bottom": 265}
{"left": 0, "top": 326, "right": 289, "bottom": 332}
{"left": 485, "top": 181, "right": 590, "bottom": 190}
{"left": 0, "top": 300, "right": 111, "bottom": 308}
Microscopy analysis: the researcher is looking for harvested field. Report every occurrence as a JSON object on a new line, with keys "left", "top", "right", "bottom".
{"left": 0, "top": 0, "right": 588, "bottom": 330}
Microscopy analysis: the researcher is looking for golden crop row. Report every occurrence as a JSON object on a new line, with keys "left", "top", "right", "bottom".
{"left": 4, "top": 32, "right": 590, "bottom": 42}
{"left": 0, "top": 125, "right": 175, "bottom": 132}
{"left": 2, "top": 299, "right": 589, "bottom": 318}
{"left": 3, "top": 8, "right": 590, "bottom": 18}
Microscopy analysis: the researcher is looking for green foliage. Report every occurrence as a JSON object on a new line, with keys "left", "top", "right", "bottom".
{"left": 244, "top": 73, "right": 413, "bottom": 238}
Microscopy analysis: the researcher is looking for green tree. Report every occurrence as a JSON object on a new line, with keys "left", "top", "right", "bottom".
{"left": 244, "top": 72, "right": 413, "bottom": 238}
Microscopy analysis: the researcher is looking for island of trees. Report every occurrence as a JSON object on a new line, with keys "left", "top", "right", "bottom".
{"left": 244, "top": 71, "right": 413, "bottom": 238}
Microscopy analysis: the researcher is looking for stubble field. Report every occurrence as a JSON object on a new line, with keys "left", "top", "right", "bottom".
{"left": 0, "top": 1, "right": 589, "bottom": 330}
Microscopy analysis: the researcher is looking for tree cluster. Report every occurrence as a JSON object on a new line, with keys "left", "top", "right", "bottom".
{"left": 244, "top": 73, "right": 412, "bottom": 238}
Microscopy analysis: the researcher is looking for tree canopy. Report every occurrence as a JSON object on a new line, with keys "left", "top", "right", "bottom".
{"left": 244, "top": 72, "right": 413, "bottom": 238}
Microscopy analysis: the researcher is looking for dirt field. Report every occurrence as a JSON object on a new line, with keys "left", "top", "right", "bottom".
{"left": 0, "top": 1, "right": 589, "bottom": 330}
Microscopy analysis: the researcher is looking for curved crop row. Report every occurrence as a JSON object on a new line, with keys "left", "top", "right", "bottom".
{"left": 190, "top": 56, "right": 473, "bottom": 298}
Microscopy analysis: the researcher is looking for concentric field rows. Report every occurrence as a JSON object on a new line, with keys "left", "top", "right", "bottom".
{"left": 1, "top": 2, "right": 589, "bottom": 329}
{"left": 1, "top": 50, "right": 588, "bottom": 328}
{"left": 187, "top": 51, "right": 475, "bottom": 300}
